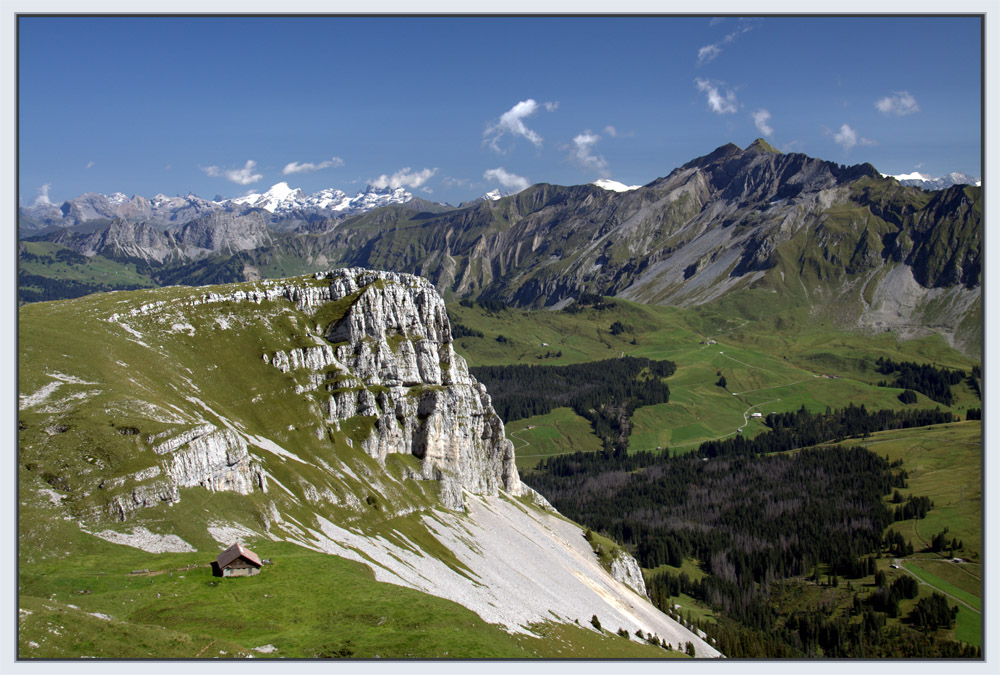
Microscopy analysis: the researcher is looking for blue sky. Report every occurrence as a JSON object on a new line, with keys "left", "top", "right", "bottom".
{"left": 18, "top": 15, "right": 983, "bottom": 207}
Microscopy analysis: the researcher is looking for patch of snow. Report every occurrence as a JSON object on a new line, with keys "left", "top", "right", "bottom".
{"left": 90, "top": 526, "right": 196, "bottom": 553}
{"left": 592, "top": 179, "right": 641, "bottom": 192}
{"left": 252, "top": 644, "right": 277, "bottom": 653}
{"left": 884, "top": 171, "right": 930, "bottom": 182}
{"left": 89, "top": 613, "right": 113, "bottom": 621}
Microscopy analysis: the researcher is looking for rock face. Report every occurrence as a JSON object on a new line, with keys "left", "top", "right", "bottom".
{"left": 106, "top": 424, "right": 267, "bottom": 521}
{"left": 163, "top": 428, "right": 266, "bottom": 495}
{"left": 610, "top": 549, "right": 648, "bottom": 598}
{"left": 268, "top": 269, "right": 524, "bottom": 509}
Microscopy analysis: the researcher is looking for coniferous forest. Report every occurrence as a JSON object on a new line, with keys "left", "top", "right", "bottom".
{"left": 874, "top": 357, "right": 966, "bottom": 406}
{"left": 471, "top": 357, "right": 675, "bottom": 452}
{"left": 524, "top": 403, "right": 977, "bottom": 658}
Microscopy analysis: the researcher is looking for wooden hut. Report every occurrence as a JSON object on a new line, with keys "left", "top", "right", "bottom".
{"left": 215, "top": 542, "right": 262, "bottom": 577}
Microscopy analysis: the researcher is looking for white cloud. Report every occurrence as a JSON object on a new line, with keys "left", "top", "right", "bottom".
{"left": 724, "top": 23, "right": 754, "bottom": 44}
{"left": 442, "top": 176, "right": 470, "bottom": 188}
{"left": 484, "top": 99, "right": 557, "bottom": 152}
{"left": 697, "top": 20, "right": 755, "bottom": 65}
{"left": 875, "top": 91, "right": 920, "bottom": 116}
{"left": 483, "top": 167, "right": 530, "bottom": 192}
{"left": 570, "top": 131, "right": 610, "bottom": 177}
{"left": 282, "top": 157, "right": 345, "bottom": 174}
{"left": 369, "top": 167, "right": 438, "bottom": 189}
{"left": 85, "top": 161, "right": 95, "bottom": 169}
{"left": 695, "top": 78, "right": 738, "bottom": 114}
{"left": 33, "top": 183, "right": 52, "bottom": 206}
{"left": 420, "top": 186, "right": 434, "bottom": 194}
{"left": 752, "top": 109, "right": 774, "bottom": 137}
{"left": 833, "top": 123, "right": 876, "bottom": 151}
{"left": 544, "top": 101, "right": 559, "bottom": 112}
{"left": 697, "top": 45, "right": 721, "bottom": 65}
{"left": 602, "top": 125, "right": 633, "bottom": 139}
{"left": 202, "top": 160, "right": 263, "bottom": 185}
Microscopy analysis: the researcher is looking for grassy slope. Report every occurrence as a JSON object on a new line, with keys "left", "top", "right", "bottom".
{"left": 505, "top": 407, "right": 602, "bottom": 470}
{"left": 18, "top": 279, "right": 681, "bottom": 660}
{"left": 19, "top": 538, "right": 683, "bottom": 659}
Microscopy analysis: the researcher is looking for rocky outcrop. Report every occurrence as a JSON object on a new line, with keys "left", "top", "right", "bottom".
{"left": 610, "top": 549, "right": 648, "bottom": 598}
{"left": 163, "top": 428, "right": 267, "bottom": 495}
{"left": 268, "top": 268, "right": 524, "bottom": 510}
{"left": 108, "top": 481, "right": 181, "bottom": 521}
{"left": 106, "top": 425, "right": 267, "bottom": 521}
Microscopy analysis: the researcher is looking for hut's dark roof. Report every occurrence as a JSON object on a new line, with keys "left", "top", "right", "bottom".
{"left": 216, "top": 542, "right": 262, "bottom": 569}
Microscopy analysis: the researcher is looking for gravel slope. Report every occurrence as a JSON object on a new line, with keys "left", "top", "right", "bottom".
{"left": 283, "top": 493, "right": 721, "bottom": 657}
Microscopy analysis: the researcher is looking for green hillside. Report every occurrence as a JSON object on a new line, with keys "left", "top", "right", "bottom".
{"left": 17, "top": 275, "right": 703, "bottom": 659}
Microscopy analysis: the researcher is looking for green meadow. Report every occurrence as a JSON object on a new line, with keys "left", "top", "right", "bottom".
{"left": 18, "top": 538, "right": 681, "bottom": 659}
{"left": 450, "top": 298, "right": 980, "bottom": 466}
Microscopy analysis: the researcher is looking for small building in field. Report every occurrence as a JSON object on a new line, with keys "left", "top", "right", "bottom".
{"left": 215, "top": 542, "right": 262, "bottom": 578}
{"left": 751, "top": 412, "right": 763, "bottom": 418}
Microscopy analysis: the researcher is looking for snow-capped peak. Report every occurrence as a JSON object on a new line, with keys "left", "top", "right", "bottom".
{"left": 482, "top": 189, "right": 506, "bottom": 201}
{"left": 592, "top": 179, "right": 641, "bottom": 192}
{"left": 229, "top": 182, "right": 308, "bottom": 213}
{"left": 107, "top": 192, "right": 130, "bottom": 205}
{"left": 884, "top": 171, "right": 931, "bottom": 182}
{"left": 883, "top": 171, "right": 981, "bottom": 191}
{"left": 222, "top": 182, "right": 413, "bottom": 215}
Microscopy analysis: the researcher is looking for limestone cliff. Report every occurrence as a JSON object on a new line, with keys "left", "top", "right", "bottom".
{"left": 267, "top": 268, "right": 524, "bottom": 509}
{"left": 610, "top": 549, "right": 648, "bottom": 598}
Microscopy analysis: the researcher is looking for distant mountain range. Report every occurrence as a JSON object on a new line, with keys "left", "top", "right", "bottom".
{"left": 19, "top": 139, "right": 982, "bottom": 356}
{"left": 18, "top": 182, "right": 420, "bottom": 233}
{"left": 884, "top": 171, "right": 981, "bottom": 191}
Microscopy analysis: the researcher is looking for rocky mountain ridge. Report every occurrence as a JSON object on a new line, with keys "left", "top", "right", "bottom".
{"left": 21, "top": 140, "right": 982, "bottom": 355}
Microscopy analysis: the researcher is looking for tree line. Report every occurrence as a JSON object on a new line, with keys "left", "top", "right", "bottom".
{"left": 698, "top": 403, "right": 955, "bottom": 459}
{"left": 470, "top": 357, "right": 675, "bottom": 453}
{"left": 874, "top": 357, "right": 965, "bottom": 406}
